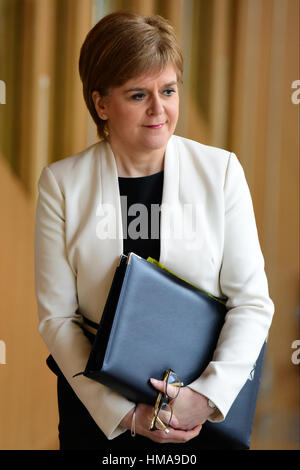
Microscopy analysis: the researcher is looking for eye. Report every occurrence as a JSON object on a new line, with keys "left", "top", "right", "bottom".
{"left": 163, "top": 88, "right": 176, "bottom": 96}
{"left": 131, "top": 93, "right": 145, "bottom": 101}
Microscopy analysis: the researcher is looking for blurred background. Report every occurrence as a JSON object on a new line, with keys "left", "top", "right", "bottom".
{"left": 0, "top": 0, "right": 299, "bottom": 450}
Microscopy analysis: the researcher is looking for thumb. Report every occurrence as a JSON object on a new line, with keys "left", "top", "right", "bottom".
{"left": 170, "top": 413, "right": 179, "bottom": 428}
{"left": 150, "top": 377, "right": 165, "bottom": 393}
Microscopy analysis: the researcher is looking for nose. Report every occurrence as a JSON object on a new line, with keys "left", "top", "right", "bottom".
{"left": 147, "top": 93, "right": 164, "bottom": 116}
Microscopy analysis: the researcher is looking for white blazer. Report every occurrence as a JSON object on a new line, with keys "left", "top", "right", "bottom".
{"left": 34, "top": 135, "right": 274, "bottom": 440}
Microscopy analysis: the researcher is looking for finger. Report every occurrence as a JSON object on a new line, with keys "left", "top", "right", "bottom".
{"left": 149, "top": 378, "right": 165, "bottom": 393}
{"left": 170, "top": 414, "right": 179, "bottom": 428}
{"left": 158, "top": 410, "right": 179, "bottom": 429}
{"left": 148, "top": 424, "right": 202, "bottom": 444}
{"left": 150, "top": 378, "right": 181, "bottom": 401}
{"left": 169, "top": 424, "right": 202, "bottom": 443}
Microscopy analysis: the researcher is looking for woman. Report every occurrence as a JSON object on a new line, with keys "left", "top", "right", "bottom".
{"left": 34, "top": 12, "right": 274, "bottom": 450}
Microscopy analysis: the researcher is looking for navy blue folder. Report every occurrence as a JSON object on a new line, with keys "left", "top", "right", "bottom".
{"left": 79, "top": 252, "right": 266, "bottom": 449}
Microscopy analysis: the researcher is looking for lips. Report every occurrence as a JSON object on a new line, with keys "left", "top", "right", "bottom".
{"left": 144, "top": 123, "right": 165, "bottom": 129}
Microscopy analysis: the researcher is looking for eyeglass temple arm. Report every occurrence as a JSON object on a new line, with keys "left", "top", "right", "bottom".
{"left": 149, "top": 415, "right": 170, "bottom": 434}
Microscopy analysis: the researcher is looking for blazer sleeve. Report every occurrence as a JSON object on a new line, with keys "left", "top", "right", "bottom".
{"left": 34, "top": 166, "right": 135, "bottom": 439}
{"left": 187, "top": 152, "right": 274, "bottom": 422}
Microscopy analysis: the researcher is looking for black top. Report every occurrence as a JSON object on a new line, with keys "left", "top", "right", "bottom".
{"left": 118, "top": 171, "right": 164, "bottom": 261}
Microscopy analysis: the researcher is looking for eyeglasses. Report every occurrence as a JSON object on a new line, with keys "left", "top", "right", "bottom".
{"left": 149, "top": 369, "right": 183, "bottom": 434}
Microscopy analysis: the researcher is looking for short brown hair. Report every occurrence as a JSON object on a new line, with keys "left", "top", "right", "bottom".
{"left": 79, "top": 12, "right": 183, "bottom": 140}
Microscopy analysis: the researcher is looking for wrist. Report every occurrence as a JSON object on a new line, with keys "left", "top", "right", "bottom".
{"left": 206, "top": 397, "right": 220, "bottom": 419}
{"left": 120, "top": 406, "right": 135, "bottom": 430}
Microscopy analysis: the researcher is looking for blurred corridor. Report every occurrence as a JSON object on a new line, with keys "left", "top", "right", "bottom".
{"left": 0, "top": 0, "right": 299, "bottom": 450}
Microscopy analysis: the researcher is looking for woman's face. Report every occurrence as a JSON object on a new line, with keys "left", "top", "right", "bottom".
{"left": 93, "top": 64, "right": 179, "bottom": 156}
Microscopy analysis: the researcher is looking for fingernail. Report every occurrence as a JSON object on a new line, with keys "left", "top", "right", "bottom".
{"left": 150, "top": 378, "right": 158, "bottom": 384}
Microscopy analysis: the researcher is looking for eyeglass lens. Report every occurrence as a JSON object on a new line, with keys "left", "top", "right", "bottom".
{"left": 165, "top": 370, "right": 181, "bottom": 399}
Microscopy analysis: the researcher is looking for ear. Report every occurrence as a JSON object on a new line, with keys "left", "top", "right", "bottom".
{"left": 92, "top": 91, "right": 109, "bottom": 120}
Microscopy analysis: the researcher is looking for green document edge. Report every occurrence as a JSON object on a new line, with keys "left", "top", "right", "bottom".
{"left": 146, "top": 256, "right": 226, "bottom": 306}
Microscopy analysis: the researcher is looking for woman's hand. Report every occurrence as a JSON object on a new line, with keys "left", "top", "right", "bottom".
{"left": 120, "top": 403, "right": 202, "bottom": 444}
{"left": 150, "top": 378, "right": 215, "bottom": 431}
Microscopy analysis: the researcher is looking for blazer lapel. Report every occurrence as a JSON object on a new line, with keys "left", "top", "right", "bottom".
{"left": 99, "top": 140, "right": 123, "bottom": 252}
{"left": 159, "top": 136, "right": 179, "bottom": 266}
{"left": 159, "top": 136, "right": 206, "bottom": 287}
